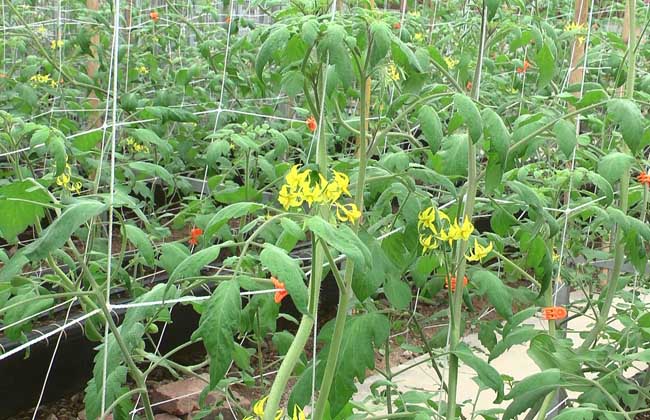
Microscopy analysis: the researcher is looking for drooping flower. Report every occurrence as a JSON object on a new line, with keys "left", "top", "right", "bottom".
{"left": 286, "top": 165, "right": 311, "bottom": 189}
{"left": 278, "top": 184, "right": 303, "bottom": 210}
{"left": 306, "top": 116, "right": 317, "bottom": 132}
{"left": 465, "top": 239, "right": 493, "bottom": 262}
{"left": 542, "top": 306, "right": 567, "bottom": 321}
{"left": 292, "top": 405, "right": 306, "bottom": 420}
{"left": 336, "top": 203, "right": 361, "bottom": 224}
{"left": 419, "top": 234, "right": 438, "bottom": 254}
{"left": 444, "top": 56, "right": 459, "bottom": 69}
{"left": 388, "top": 63, "right": 400, "bottom": 81}
{"left": 516, "top": 60, "right": 531, "bottom": 74}
{"left": 150, "top": 10, "right": 159, "bottom": 22}
{"left": 55, "top": 163, "right": 82, "bottom": 194}
{"left": 188, "top": 228, "right": 203, "bottom": 246}
{"left": 50, "top": 39, "right": 64, "bottom": 50}
{"left": 418, "top": 206, "right": 436, "bottom": 231}
{"left": 445, "top": 276, "right": 469, "bottom": 292}
{"left": 271, "top": 277, "right": 289, "bottom": 304}
{"left": 447, "top": 218, "right": 474, "bottom": 243}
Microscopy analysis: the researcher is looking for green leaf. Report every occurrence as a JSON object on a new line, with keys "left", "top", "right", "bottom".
{"left": 169, "top": 244, "right": 225, "bottom": 282}
{"left": 256, "top": 25, "right": 290, "bottom": 79}
{"left": 597, "top": 152, "right": 634, "bottom": 185}
{"left": 0, "top": 181, "right": 52, "bottom": 242}
{"left": 3, "top": 289, "right": 54, "bottom": 339}
{"left": 384, "top": 276, "right": 411, "bottom": 310}
{"left": 418, "top": 105, "right": 443, "bottom": 152}
{"left": 554, "top": 408, "right": 594, "bottom": 420}
{"left": 585, "top": 171, "right": 614, "bottom": 206}
{"left": 84, "top": 366, "right": 131, "bottom": 420}
{"left": 369, "top": 21, "right": 392, "bottom": 68}
{"left": 489, "top": 326, "right": 542, "bottom": 361}
{"left": 454, "top": 343, "right": 504, "bottom": 401}
{"left": 124, "top": 224, "right": 155, "bottom": 267}
{"left": 191, "top": 280, "right": 241, "bottom": 389}
{"left": 482, "top": 108, "right": 510, "bottom": 164}
{"left": 536, "top": 43, "right": 555, "bottom": 89}
{"left": 505, "top": 369, "right": 561, "bottom": 400}
{"left": 453, "top": 94, "right": 483, "bottom": 143}
{"left": 123, "top": 283, "right": 180, "bottom": 327}
{"left": 392, "top": 39, "right": 423, "bottom": 72}
{"left": 131, "top": 128, "right": 172, "bottom": 156}
{"left": 48, "top": 135, "right": 67, "bottom": 176}
{"left": 435, "top": 134, "right": 469, "bottom": 177}
{"left": 352, "top": 231, "right": 389, "bottom": 301}
{"left": 319, "top": 24, "right": 354, "bottom": 87}
{"left": 472, "top": 270, "right": 513, "bottom": 320}
{"left": 24, "top": 200, "right": 105, "bottom": 261}
{"left": 158, "top": 243, "right": 190, "bottom": 275}
{"left": 128, "top": 162, "right": 175, "bottom": 187}
{"left": 607, "top": 99, "right": 644, "bottom": 152}
{"left": 205, "top": 202, "right": 264, "bottom": 238}
{"left": 553, "top": 119, "right": 576, "bottom": 159}
{"left": 259, "top": 244, "right": 308, "bottom": 314}
{"left": 307, "top": 216, "right": 371, "bottom": 269}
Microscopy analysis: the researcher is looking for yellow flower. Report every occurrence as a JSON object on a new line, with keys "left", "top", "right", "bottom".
{"left": 292, "top": 406, "right": 306, "bottom": 420}
{"left": 408, "top": 10, "right": 421, "bottom": 17}
{"left": 577, "top": 35, "right": 586, "bottom": 44}
{"left": 301, "top": 181, "right": 324, "bottom": 206}
{"left": 136, "top": 65, "right": 149, "bottom": 75}
{"left": 278, "top": 185, "right": 303, "bottom": 210}
{"left": 284, "top": 165, "right": 311, "bottom": 188}
{"left": 418, "top": 206, "right": 436, "bottom": 231}
{"left": 336, "top": 203, "right": 361, "bottom": 224}
{"left": 56, "top": 172, "right": 71, "bottom": 187}
{"left": 332, "top": 170, "right": 350, "bottom": 196}
{"left": 444, "top": 56, "right": 459, "bottom": 69}
{"left": 448, "top": 218, "right": 473, "bottom": 241}
{"left": 388, "top": 64, "right": 400, "bottom": 81}
{"left": 36, "top": 26, "right": 47, "bottom": 35}
{"left": 50, "top": 39, "right": 64, "bottom": 49}
{"left": 564, "top": 21, "right": 586, "bottom": 32}
{"left": 252, "top": 397, "right": 283, "bottom": 420}
{"left": 465, "top": 240, "right": 493, "bottom": 262}
{"left": 419, "top": 234, "right": 438, "bottom": 254}
{"left": 414, "top": 32, "right": 424, "bottom": 42}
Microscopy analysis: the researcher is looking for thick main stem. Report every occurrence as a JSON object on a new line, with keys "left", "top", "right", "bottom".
{"left": 446, "top": 4, "right": 486, "bottom": 419}
{"left": 312, "top": 69, "right": 369, "bottom": 420}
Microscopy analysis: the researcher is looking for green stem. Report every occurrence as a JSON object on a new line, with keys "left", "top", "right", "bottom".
{"left": 446, "top": 4, "right": 486, "bottom": 418}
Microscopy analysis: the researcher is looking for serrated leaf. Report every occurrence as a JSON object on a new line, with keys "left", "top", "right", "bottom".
{"left": 191, "top": 280, "right": 241, "bottom": 389}
{"left": 384, "top": 276, "right": 411, "bottom": 310}
{"left": 489, "top": 326, "right": 542, "bottom": 361}
{"left": 585, "top": 171, "right": 613, "bottom": 206}
{"left": 369, "top": 21, "right": 392, "bottom": 68}
{"left": 435, "top": 134, "right": 469, "bottom": 177}
{"left": 597, "top": 152, "right": 633, "bottom": 185}
{"left": 307, "top": 216, "right": 371, "bottom": 269}
{"left": 3, "top": 289, "right": 54, "bottom": 339}
{"left": 129, "top": 162, "right": 175, "bottom": 187}
{"left": 48, "top": 135, "right": 67, "bottom": 176}
{"left": 453, "top": 94, "right": 483, "bottom": 143}
{"left": 472, "top": 270, "right": 513, "bottom": 320}
{"left": 607, "top": 99, "right": 644, "bottom": 152}
{"left": 205, "top": 202, "right": 263, "bottom": 238}
{"left": 536, "top": 43, "right": 555, "bottom": 89}
{"left": 0, "top": 181, "right": 52, "bottom": 242}
{"left": 23, "top": 200, "right": 105, "bottom": 261}
{"left": 124, "top": 224, "right": 154, "bottom": 267}
{"left": 352, "top": 231, "right": 389, "bottom": 301}
{"left": 553, "top": 119, "right": 576, "bottom": 159}
{"left": 131, "top": 128, "right": 172, "bottom": 156}
{"left": 418, "top": 105, "right": 443, "bottom": 152}
{"left": 84, "top": 366, "right": 130, "bottom": 420}
{"left": 169, "top": 244, "right": 224, "bottom": 282}
{"left": 256, "top": 25, "right": 290, "bottom": 79}
{"left": 260, "top": 244, "right": 308, "bottom": 314}
{"left": 454, "top": 343, "right": 504, "bottom": 401}
{"left": 505, "top": 369, "right": 561, "bottom": 400}
{"left": 482, "top": 108, "right": 510, "bottom": 164}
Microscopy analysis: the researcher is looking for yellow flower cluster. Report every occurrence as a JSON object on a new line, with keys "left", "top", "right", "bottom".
{"left": 564, "top": 21, "right": 587, "bottom": 44}
{"left": 243, "top": 397, "right": 305, "bottom": 420}
{"left": 125, "top": 137, "right": 150, "bottom": 153}
{"left": 444, "top": 56, "right": 459, "bottom": 69}
{"left": 388, "top": 64, "right": 400, "bottom": 81}
{"left": 136, "top": 65, "right": 149, "bottom": 75}
{"left": 417, "top": 206, "right": 493, "bottom": 262}
{"left": 278, "top": 165, "right": 361, "bottom": 224}
{"left": 55, "top": 163, "right": 82, "bottom": 194}
{"left": 30, "top": 73, "right": 58, "bottom": 88}
{"left": 50, "top": 39, "right": 64, "bottom": 50}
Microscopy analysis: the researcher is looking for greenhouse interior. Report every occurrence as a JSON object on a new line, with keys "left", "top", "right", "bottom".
{"left": 1, "top": 0, "right": 650, "bottom": 419}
